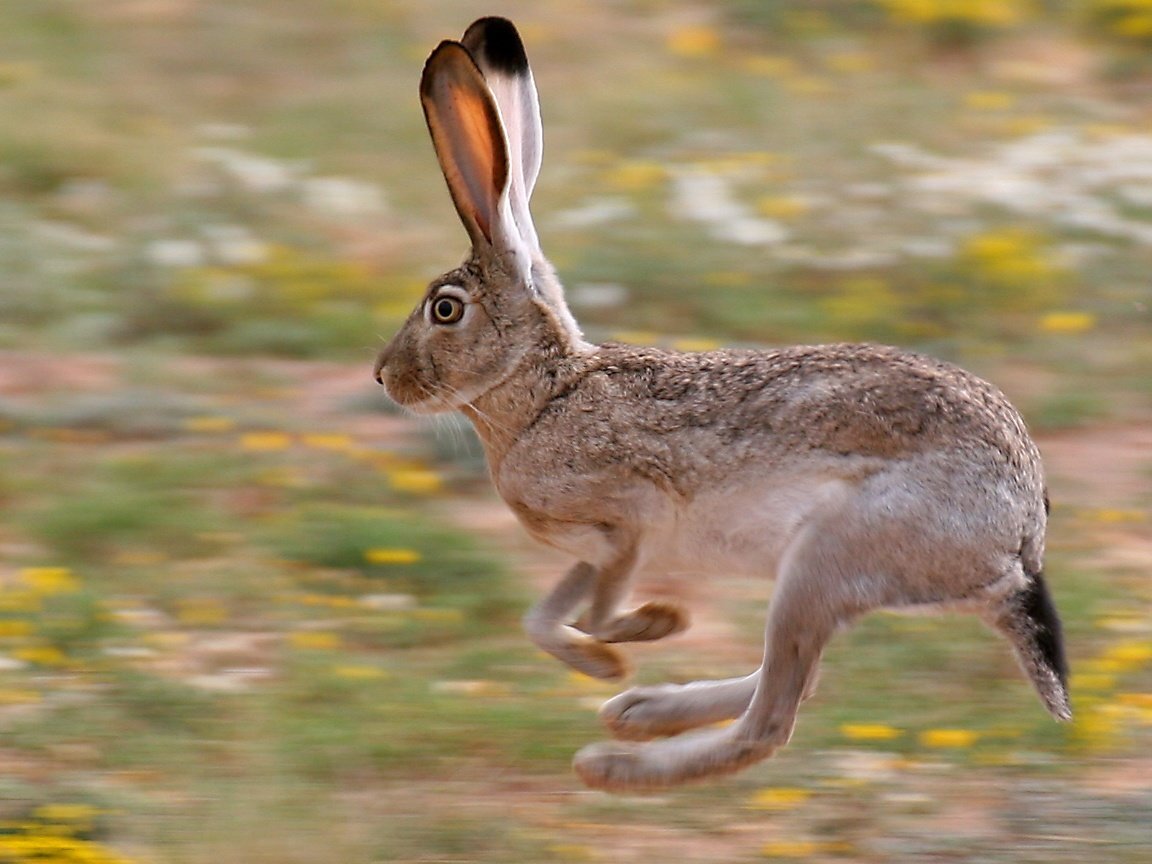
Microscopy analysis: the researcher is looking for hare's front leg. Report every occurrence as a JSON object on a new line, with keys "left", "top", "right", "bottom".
{"left": 576, "top": 540, "right": 689, "bottom": 645}
{"left": 524, "top": 535, "right": 688, "bottom": 680}
{"left": 523, "top": 561, "right": 629, "bottom": 680}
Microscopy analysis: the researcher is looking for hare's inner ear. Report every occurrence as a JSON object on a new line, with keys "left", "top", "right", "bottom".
{"left": 461, "top": 17, "right": 543, "bottom": 252}
{"left": 420, "top": 41, "right": 515, "bottom": 251}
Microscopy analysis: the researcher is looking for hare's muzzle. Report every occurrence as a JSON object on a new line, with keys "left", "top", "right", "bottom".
{"left": 372, "top": 343, "right": 393, "bottom": 386}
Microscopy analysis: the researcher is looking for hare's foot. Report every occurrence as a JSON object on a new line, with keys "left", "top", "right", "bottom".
{"left": 573, "top": 727, "right": 776, "bottom": 792}
{"left": 599, "top": 673, "right": 757, "bottom": 741}
{"left": 579, "top": 600, "right": 690, "bottom": 644}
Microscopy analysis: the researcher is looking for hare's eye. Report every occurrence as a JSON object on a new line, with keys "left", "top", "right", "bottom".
{"left": 430, "top": 295, "right": 465, "bottom": 325}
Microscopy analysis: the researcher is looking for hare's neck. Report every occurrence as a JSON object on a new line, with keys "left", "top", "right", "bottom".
{"left": 460, "top": 344, "right": 581, "bottom": 468}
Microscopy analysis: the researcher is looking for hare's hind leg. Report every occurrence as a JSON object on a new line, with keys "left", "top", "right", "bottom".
{"left": 575, "top": 507, "right": 862, "bottom": 790}
{"left": 599, "top": 673, "right": 758, "bottom": 741}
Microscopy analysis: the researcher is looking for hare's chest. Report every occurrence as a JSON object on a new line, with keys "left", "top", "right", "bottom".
{"left": 497, "top": 450, "right": 842, "bottom": 577}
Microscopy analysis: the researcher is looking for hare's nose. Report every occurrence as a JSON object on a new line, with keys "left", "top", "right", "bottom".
{"left": 372, "top": 344, "right": 393, "bottom": 386}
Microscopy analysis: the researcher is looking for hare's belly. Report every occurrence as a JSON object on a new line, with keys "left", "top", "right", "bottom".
{"left": 642, "top": 474, "right": 849, "bottom": 577}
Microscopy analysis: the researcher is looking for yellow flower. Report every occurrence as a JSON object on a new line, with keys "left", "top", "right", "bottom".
{"left": 0, "top": 620, "right": 35, "bottom": 639}
{"left": 604, "top": 161, "right": 666, "bottom": 192}
{"left": 748, "top": 787, "right": 812, "bottom": 811}
{"left": 290, "top": 631, "right": 341, "bottom": 650}
{"left": 548, "top": 843, "right": 597, "bottom": 861}
{"left": 1073, "top": 703, "right": 1123, "bottom": 750}
{"left": 964, "top": 90, "right": 1015, "bottom": 111}
{"left": 610, "top": 330, "right": 662, "bottom": 346}
{"left": 240, "top": 431, "right": 293, "bottom": 451}
{"left": 671, "top": 337, "right": 722, "bottom": 352}
{"left": 0, "top": 591, "right": 41, "bottom": 613}
{"left": 565, "top": 670, "right": 616, "bottom": 692}
{"left": 1071, "top": 671, "right": 1116, "bottom": 692}
{"left": 1114, "top": 12, "right": 1152, "bottom": 39}
{"left": 1089, "top": 507, "right": 1145, "bottom": 524}
{"left": 757, "top": 195, "right": 810, "bottom": 220}
{"left": 13, "top": 645, "right": 69, "bottom": 667}
{"left": 20, "top": 567, "right": 79, "bottom": 595}
{"left": 666, "top": 25, "right": 721, "bottom": 59}
{"left": 880, "top": 0, "right": 1031, "bottom": 27}
{"left": 32, "top": 803, "right": 97, "bottom": 834}
{"left": 964, "top": 228, "right": 1058, "bottom": 285}
{"left": 1039, "top": 312, "right": 1095, "bottom": 334}
{"left": 175, "top": 597, "right": 228, "bottom": 627}
{"left": 301, "top": 433, "right": 355, "bottom": 452}
{"left": 840, "top": 722, "right": 903, "bottom": 741}
{"left": 387, "top": 467, "right": 443, "bottom": 495}
{"left": 183, "top": 415, "right": 235, "bottom": 433}
{"left": 762, "top": 839, "right": 820, "bottom": 858}
{"left": 364, "top": 547, "right": 422, "bottom": 565}
{"left": 1100, "top": 641, "right": 1152, "bottom": 671}
{"left": 919, "top": 728, "right": 980, "bottom": 748}
{"left": 0, "top": 688, "right": 41, "bottom": 704}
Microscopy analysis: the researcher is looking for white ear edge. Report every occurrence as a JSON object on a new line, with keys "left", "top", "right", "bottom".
{"left": 461, "top": 17, "right": 543, "bottom": 254}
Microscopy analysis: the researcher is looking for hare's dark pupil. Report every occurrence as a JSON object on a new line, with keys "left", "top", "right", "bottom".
{"left": 434, "top": 298, "right": 459, "bottom": 322}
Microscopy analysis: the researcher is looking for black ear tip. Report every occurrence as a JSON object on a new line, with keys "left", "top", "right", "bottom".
{"left": 462, "top": 16, "right": 530, "bottom": 76}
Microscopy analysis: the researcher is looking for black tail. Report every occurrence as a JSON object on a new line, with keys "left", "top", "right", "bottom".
{"left": 1008, "top": 569, "right": 1072, "bottom": 721}
{"left": 1021, "top": 570, "right": 1069, "bottom": 690}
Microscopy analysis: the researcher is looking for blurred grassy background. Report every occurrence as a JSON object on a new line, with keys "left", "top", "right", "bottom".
{"left": 0, "top": 1, "right": 1150, "bottom": 862}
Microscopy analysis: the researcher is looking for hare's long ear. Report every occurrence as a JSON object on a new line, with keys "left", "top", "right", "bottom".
{"left": 461, "top": 17, "right": 543, "bottom": 252}
{"left": 420, "top": 40, "right": 520, "bottom": 253}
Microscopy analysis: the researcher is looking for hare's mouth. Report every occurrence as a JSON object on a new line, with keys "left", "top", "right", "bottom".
{"left": 382, "top": 376, "right": 477, "bottom": 416}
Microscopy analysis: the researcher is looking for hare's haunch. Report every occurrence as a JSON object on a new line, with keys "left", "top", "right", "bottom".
{"left": 375, "top": 17, "right": 1071, "bottom": 792}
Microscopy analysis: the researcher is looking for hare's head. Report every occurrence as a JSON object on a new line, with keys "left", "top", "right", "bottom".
{"left": 375, "top": 18, "right": 582, "bottom": 414}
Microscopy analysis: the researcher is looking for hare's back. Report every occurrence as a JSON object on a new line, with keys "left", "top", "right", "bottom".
{"left": 583, "top": 342, "right": 1038, "bottom": 468}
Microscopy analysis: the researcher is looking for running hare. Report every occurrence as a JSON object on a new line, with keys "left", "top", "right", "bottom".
{"left": 375, "top": 17, "right": 1071, "bottom": 791}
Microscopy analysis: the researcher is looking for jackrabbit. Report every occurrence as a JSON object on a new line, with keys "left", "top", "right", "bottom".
{"left": 374, "top": 17, "right": 1071, "bottom": 791}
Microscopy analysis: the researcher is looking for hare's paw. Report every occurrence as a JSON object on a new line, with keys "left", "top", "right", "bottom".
{"left": 573, "top": 741, "right": 651, "bottom": 792}
{"left": 526, "top": 616, "right": 631, "bottom": 680}
{"left": 573, "top": 731, "right": 774, "bottom": 791}
{"left": 594, "top": 600, "right": 690, "bottom": 644}
{"left": 569, "top": 638, "right": 630, "bottom": 680}
{"left": 599, "top": 685, "right": 698, "bottom": 741}
{"left": 547, "top": 633, "right": 630, "bottom": 680}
